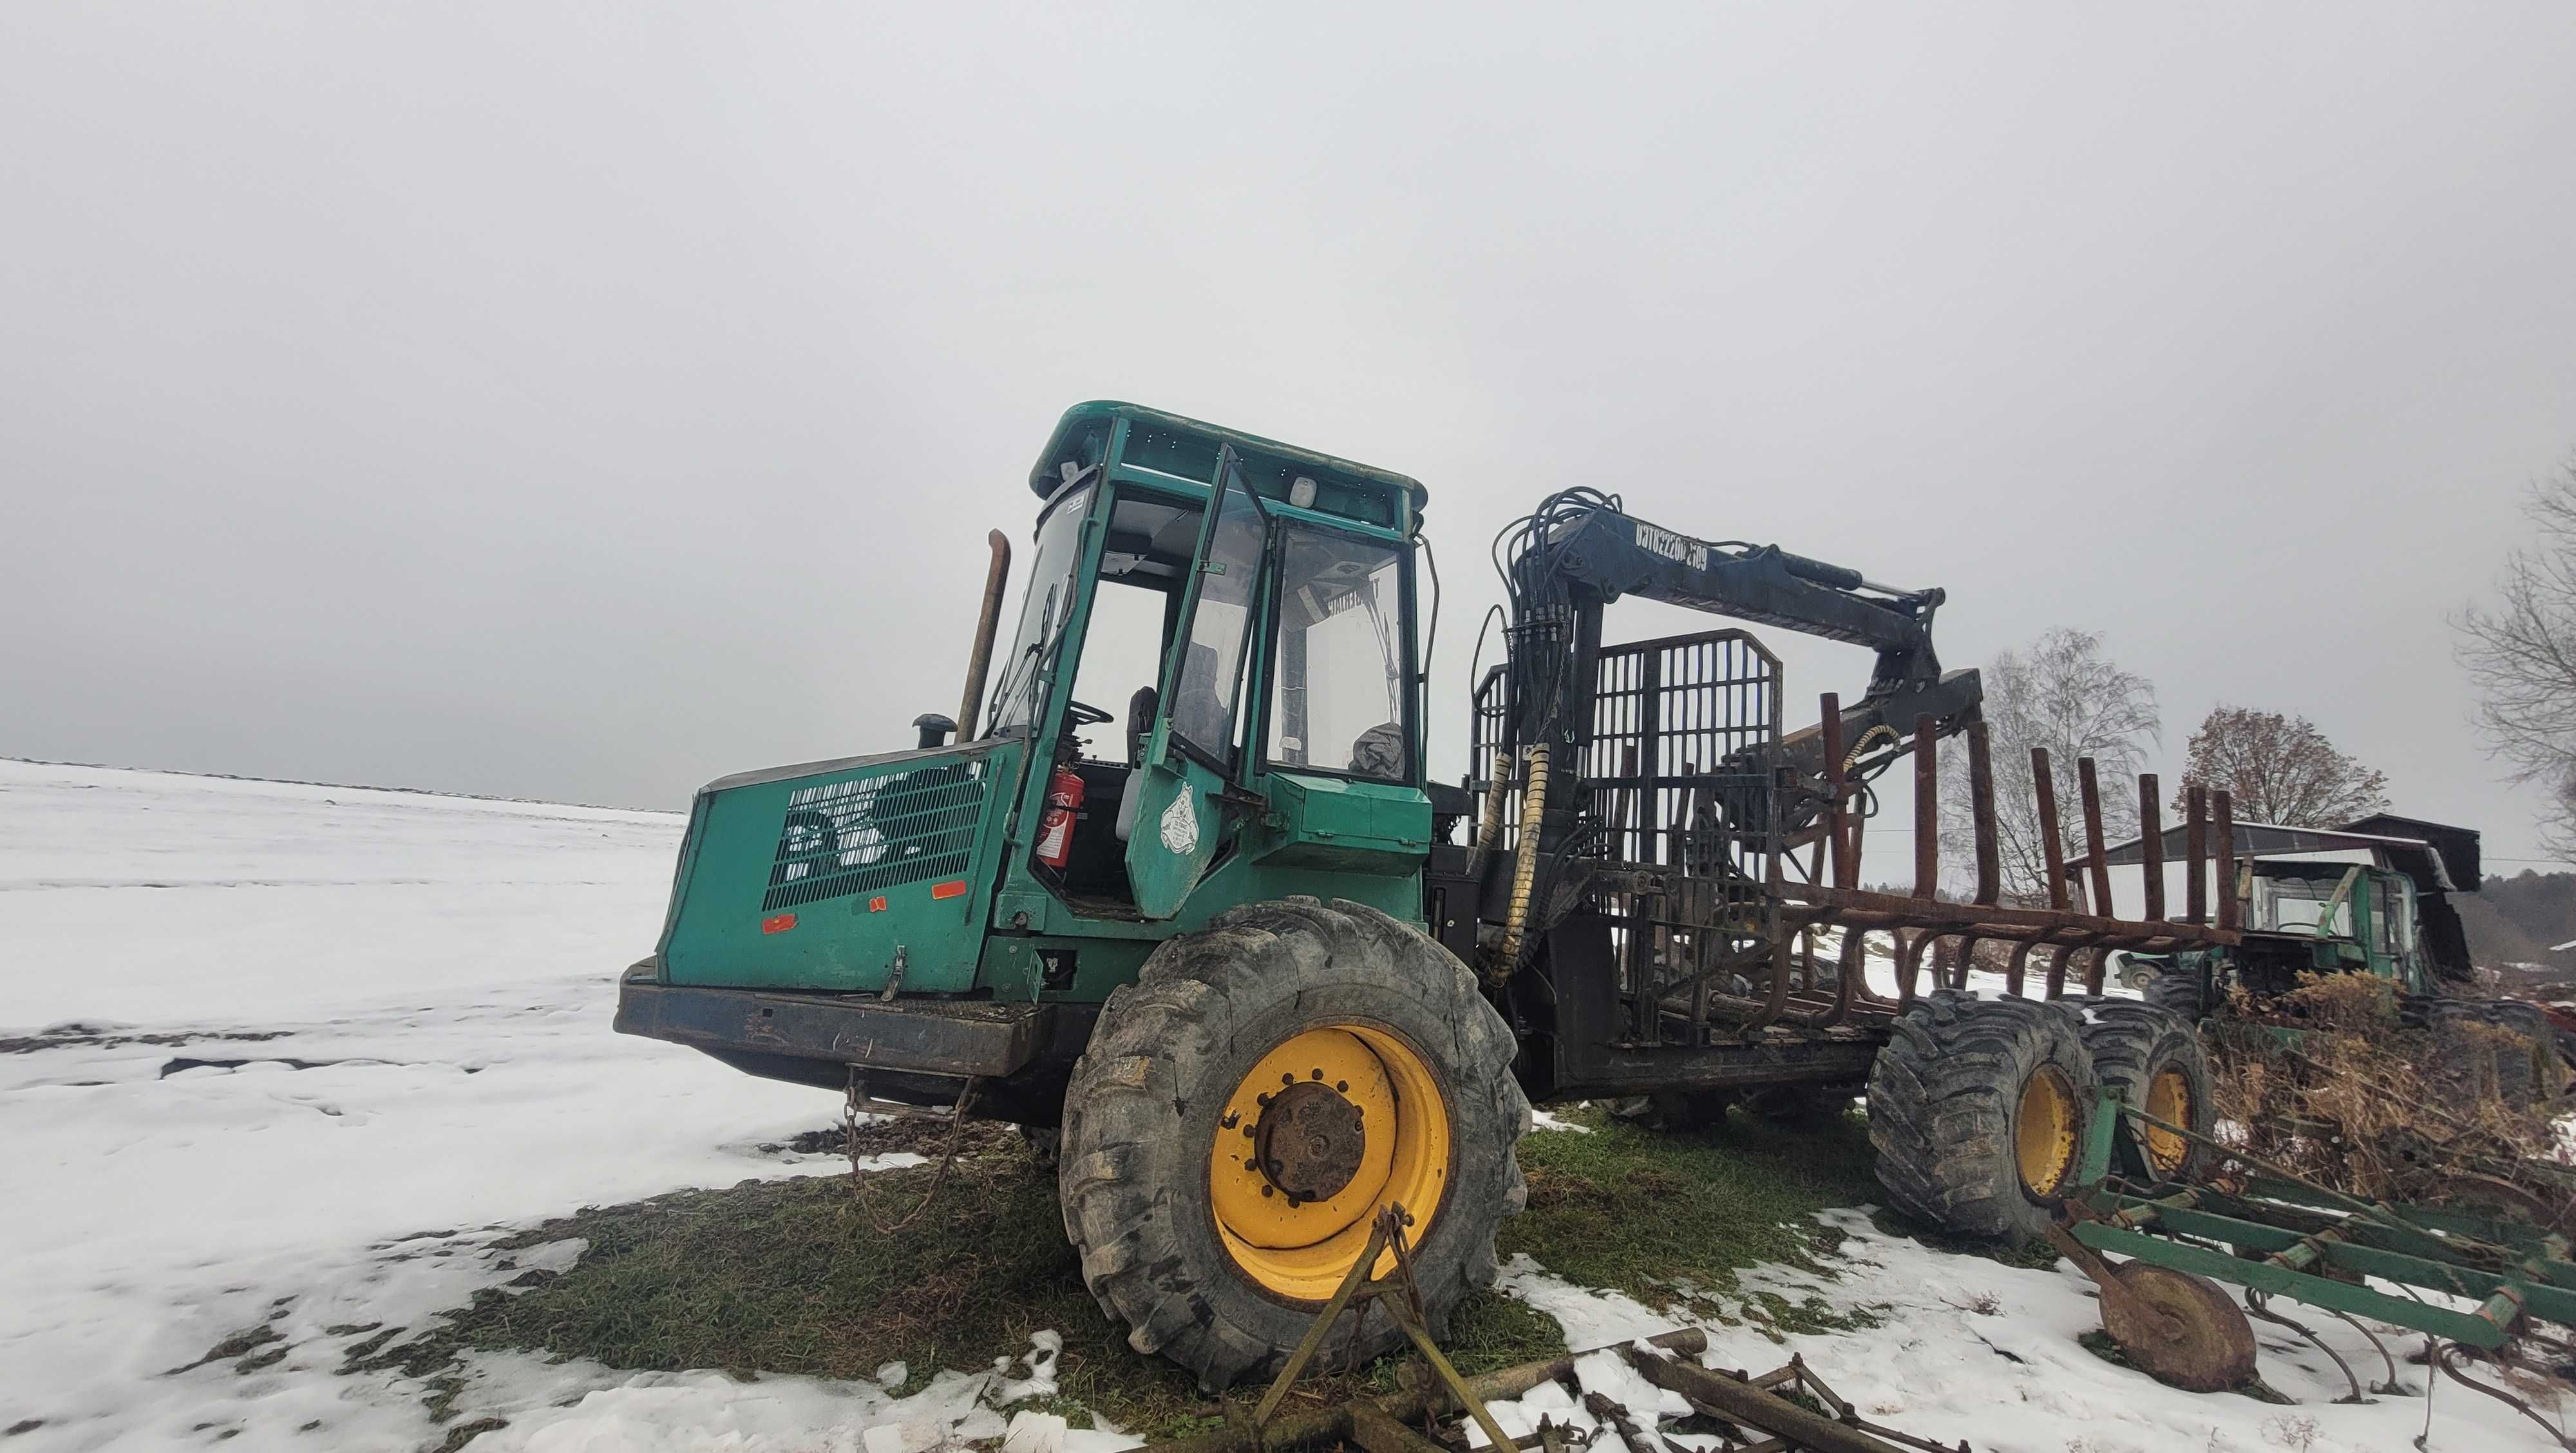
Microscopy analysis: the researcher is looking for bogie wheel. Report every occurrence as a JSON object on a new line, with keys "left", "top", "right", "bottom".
{"left": 1868, "top": 992, "right": 2099, "bottom": 1242}
{"left": 2101, "top": 1262, "right": 2257, "bottom": 1392}
{"left": 2071, "top": 1001, "right": 2217, "bottom": 1182}
{"left": 1057, "top": 897, "right": 1530, "bottom": 1390}
{"left": 2140, "top": 962, "right": 2209, "bottom": 1023}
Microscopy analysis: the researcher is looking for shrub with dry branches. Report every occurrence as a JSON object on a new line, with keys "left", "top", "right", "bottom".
{"left": 2202, "top": 974, "right": 2563, "bottom": 1205}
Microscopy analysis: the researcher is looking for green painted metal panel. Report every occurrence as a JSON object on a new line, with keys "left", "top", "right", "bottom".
{"left": 1126, "top": 449, "right": 1271, "bottom": 920}
{"left": 1254, "top": 772, "right": 1432, "bottom": 873}
{"left": 1028, "top": 401, "right": 1425, "bottom": 533}
{"left": 659, "top": 737, "right": 1024, "bottom": 992}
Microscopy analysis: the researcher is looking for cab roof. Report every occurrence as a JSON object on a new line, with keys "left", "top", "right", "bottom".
{"left": 1027, "top": 401, "right": 1428, "bottom": 523}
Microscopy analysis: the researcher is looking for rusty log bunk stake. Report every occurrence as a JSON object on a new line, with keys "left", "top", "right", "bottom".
{"left": 2139, "top": 774, "right": 2165, "bottom": 922}
{"left": 2005, "top": 940, "right": 2036, "bottom": 998}
{"left": 1913, "top": 714, "right": 1939, "bottom": 900}
{"left": 2032, "top": 749, "right": 2070, "bottom": 911}
{"left": 2185, "top": 786, "right": 2209, "bottom": 925}
{"left": 1821, "top": 692, "right": 1852, "bottom": 889}
{"left": 1967, "top": 719, "right": 2000, "bottom": 906}
{"left": 1898, "top": 929, "right": 1927, "bottom": 1005}
{"left": 2214, "top": 790, "right": 2239, "bottom": 932}
{"left": 2078, "top": 758, "right": 2114, "bottom": 992}
{"left": 2076, "top": 758, "right": 2113, "bottom": 916}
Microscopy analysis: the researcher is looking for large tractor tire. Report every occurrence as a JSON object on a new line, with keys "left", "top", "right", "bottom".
{"left": 1867, "top": 991, "right": 2098, "bottom": 1243}
{"left": 2140, "top": 962, "right": 2209, "bottom": 1023}
{"left": 2428, "top": 999, "right": 2565, "bottom": 1112}
{"left": 1057, "top": 897, "right": 1529, "bottom": 1390}
{"left": 2070, "top": 1000, "right": 2217, "bottom": 1182}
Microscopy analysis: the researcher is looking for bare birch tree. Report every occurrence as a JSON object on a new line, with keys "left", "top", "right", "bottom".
{"left": 2171, "top": 706, "right": 2389, "bottom": 827}
{"left": 2456, "top": 454, "right": 2576, "bottom": 857}
{"left": 1938, "top": 627, "right": 2160, "bottom": 903}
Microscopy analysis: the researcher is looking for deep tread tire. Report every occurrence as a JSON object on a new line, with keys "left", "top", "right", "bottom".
{"left": 2429, "top": 999, "right": 2564, "bottom": 1111}
{"left": 2141, "top": 962, "right": 2208, "bottom": 1023}
{"left": 2068, "top": 999, "right": 2217, "bottom": 1181}
{"left": 1866, "top": 991, "right": 2098, "bottom": 1243}
{"left": 1056, "top": 897, "right": 1528, "bottom": 1391}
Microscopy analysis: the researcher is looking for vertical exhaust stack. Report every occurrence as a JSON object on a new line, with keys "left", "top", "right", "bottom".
{"left": 956, "top": 529, "right": 1013, "bottom": 740}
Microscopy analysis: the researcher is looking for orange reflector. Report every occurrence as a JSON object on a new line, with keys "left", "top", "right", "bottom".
{"left": 761, "top": 913, "right": 797, "bottom": 935}
{"left": 930, "top": 880, "right": 968, "bottom": 900}
{"left": 867, "top": 896, "right": 888, "bottom": 913}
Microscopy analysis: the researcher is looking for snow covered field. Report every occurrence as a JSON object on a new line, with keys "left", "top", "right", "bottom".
{"left": 0, "top": 760, "right": 2559, "bottom": 1451}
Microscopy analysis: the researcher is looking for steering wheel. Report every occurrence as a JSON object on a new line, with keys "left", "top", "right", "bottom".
{"left": 1065, "top": 699, "right": 1115, "bottom": 729}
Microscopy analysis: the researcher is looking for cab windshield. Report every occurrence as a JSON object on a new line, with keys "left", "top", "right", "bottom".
{"left": 2248, "top": 869, "right": 2354, "bottom": 938}
{"left": 983, "top": 481, "right": 1095, "bottom": 736}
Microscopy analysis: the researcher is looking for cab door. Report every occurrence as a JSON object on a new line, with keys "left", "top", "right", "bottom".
{"left": 1124, "top": 449, "right": 1273, "bottom": 918}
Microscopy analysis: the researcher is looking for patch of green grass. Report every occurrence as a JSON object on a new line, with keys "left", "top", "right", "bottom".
{"left": 1501, "top": 1106, "right": 1881, "bottom": 1320}
{"left": 379, "top": 1143, "right": 1566, "bottom": 1440}
{"left": 375, "top": 1108, "right": 1908, "bottom": 1438}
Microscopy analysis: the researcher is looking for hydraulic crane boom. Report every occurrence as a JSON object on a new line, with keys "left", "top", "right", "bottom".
{"left": 1497, "top": 489, "right": 1982, "bottom": 842}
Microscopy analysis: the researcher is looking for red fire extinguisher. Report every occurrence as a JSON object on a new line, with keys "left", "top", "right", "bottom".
{"left": 1035, "top": 764, "right": 1086, "bottom": 868}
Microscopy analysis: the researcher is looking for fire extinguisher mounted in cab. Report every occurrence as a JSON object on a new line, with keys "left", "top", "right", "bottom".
{"left": 1034, "top": 763, "right": 1084, "bottom": 869}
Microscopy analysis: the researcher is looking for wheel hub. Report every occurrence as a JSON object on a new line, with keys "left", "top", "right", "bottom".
{"left": 1255, "top": 1080, "right": 1367, "bottom": 1204}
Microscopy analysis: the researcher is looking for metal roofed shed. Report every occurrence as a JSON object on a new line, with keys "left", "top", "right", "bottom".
{"left": 2088, "top": 819, "right": 2473, "bottom": 896}
{"left": 2074, "top": 815, "right": 2481, "bottom": 988}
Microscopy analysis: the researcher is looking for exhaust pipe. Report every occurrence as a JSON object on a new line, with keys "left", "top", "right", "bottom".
{"left": 956, "top": 529, "right": 1013, "bottom": 739}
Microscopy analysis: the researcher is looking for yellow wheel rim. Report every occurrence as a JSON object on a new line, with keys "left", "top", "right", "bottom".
{"left": 2142, "top": 1068, "right": 2193, "bottom": 1177}
{"left": 2014, "top": 1064, "right": 2079, "bottom": 1201}
{"left": 1208, "top": 1022, "right": 1452, "bottom": 1300}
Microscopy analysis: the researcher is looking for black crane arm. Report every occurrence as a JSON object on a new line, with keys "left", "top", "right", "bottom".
{"left": 1500, "top": 494, "right": 1982, "bottom": 826}
{"left": 1527, "top": 504, "right": 1946, "bottom": 693}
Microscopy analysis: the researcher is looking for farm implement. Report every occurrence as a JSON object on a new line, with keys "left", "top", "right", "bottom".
{"left": 2052, "top": 1084, "right": 2576, "bottom": 1441}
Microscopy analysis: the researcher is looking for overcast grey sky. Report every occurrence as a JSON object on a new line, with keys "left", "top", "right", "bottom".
{"left": 6, "top": 5, "right": 2574, "bottom": 871}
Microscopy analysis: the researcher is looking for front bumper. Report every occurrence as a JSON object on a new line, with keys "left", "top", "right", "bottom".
{"left": 615, "top": 962, "right": 1054, "bottom": 1078}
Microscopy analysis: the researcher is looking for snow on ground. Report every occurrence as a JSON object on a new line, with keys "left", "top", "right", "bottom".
{"left": 0, "top": 759, "right": 2561, "bottom": 1450}
{"left": 0, "top": 760, "right": 859, "bottom": 1450}
{"left": 1496, "top": 1211, "right": 2562, "bottom": 1453}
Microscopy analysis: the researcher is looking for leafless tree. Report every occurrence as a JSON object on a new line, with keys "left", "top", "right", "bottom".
{"left": 2171, "top": 705, "right": 2389, "bottom": 827}
{"left": 2456, "top": 455, "right": 2576, "bottom": 857}
{"left": 1939, "top": 627, "right": 2160, "bottom": 903}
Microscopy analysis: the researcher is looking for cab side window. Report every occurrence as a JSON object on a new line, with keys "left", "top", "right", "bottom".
{"left": 1265, "top": 527, "right": 1407, "bottom": 781}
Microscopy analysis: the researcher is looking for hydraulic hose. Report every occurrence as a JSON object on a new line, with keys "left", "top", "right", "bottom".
{"left": 1469, "top": 748, "right": 1511, "bottom": 871}
{"left": 1496, "top": 745, "right": 1549, "bottom": 970}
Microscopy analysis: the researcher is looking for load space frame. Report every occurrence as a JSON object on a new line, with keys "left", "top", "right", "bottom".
{"left": 1468, "top": 600, "right": 2235, "bottom": 1097}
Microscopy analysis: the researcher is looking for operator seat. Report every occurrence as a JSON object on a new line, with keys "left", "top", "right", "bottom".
{"left": 1115, "top": 686, "right": 1157, "bottom": 842}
